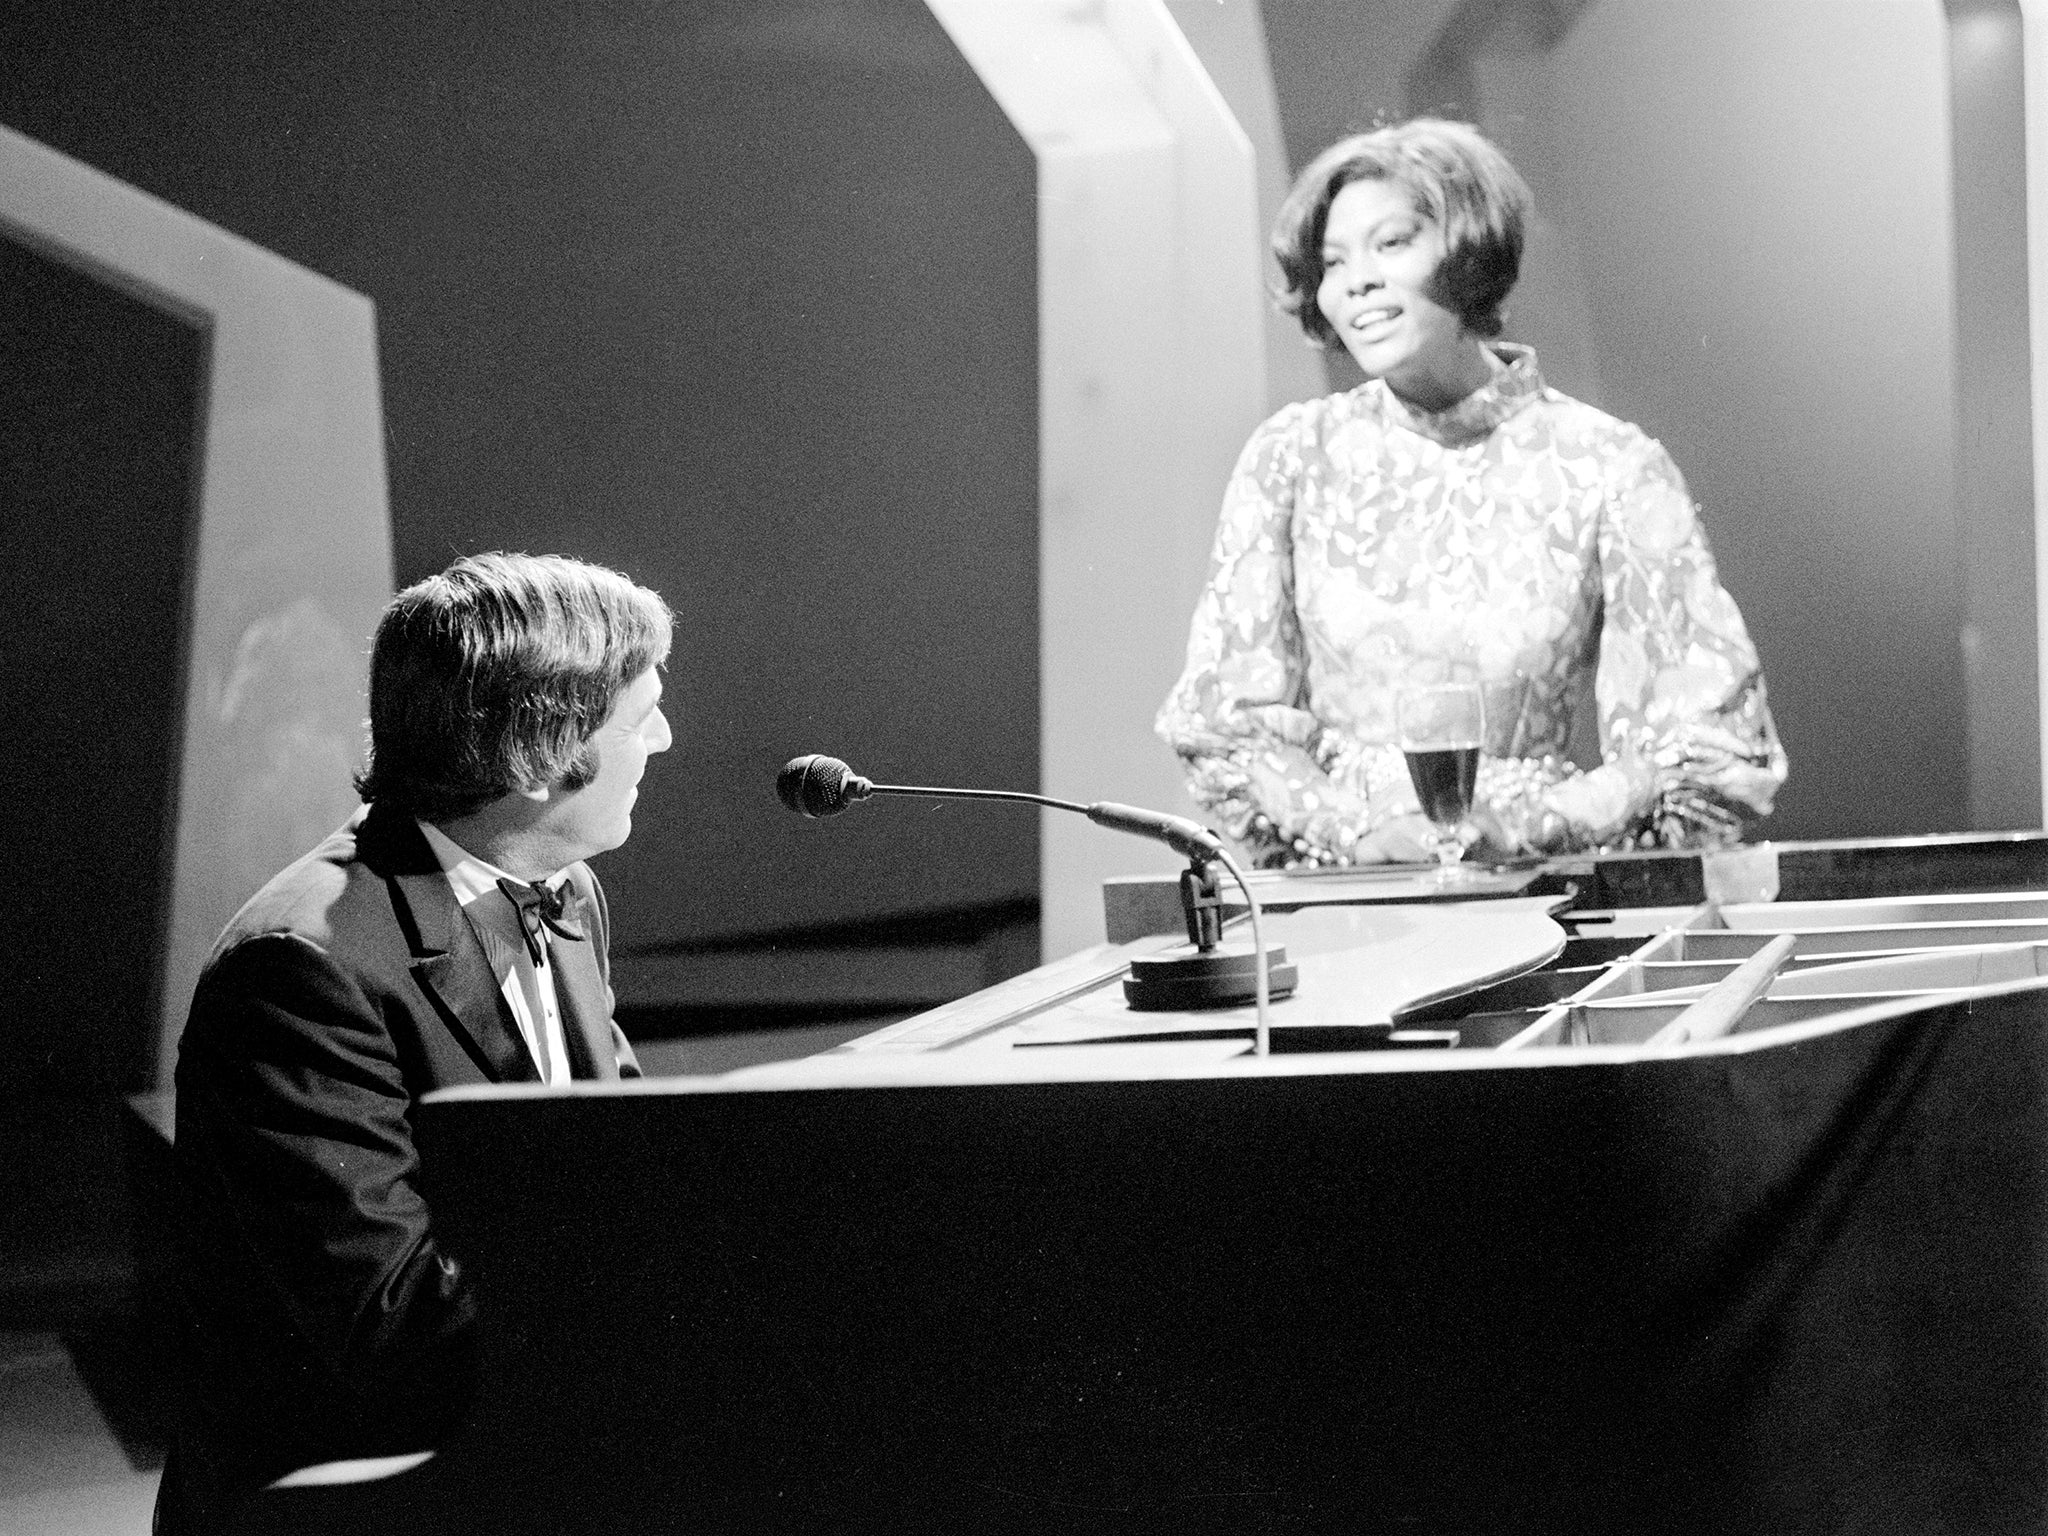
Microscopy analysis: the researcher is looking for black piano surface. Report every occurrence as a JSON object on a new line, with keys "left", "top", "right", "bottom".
{"left": 231, "top": 832, "right": 2048, "bottom": 1534}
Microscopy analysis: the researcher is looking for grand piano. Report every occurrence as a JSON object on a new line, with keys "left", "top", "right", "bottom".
{"left": 234, "top": 832, "right": 2048, "bottom": 1534}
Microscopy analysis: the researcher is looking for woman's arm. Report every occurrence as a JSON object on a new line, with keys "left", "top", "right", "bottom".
{"left": 1157, "top": 407, "right": 1414, "bottom": 866}
{"left": 1526, "top": 432, "right": 1787, "bottom": 851}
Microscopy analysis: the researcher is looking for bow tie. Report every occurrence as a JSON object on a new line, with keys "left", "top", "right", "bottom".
{"left": 495, "top": 877, "right": 587, "bottom": 966}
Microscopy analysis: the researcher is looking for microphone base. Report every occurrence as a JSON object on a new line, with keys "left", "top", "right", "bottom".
{"left": 1122, "top": 943, "right": 1297, "bottom": 1011}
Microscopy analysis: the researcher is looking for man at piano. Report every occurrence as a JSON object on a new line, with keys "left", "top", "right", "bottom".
{"left": 155, "top": 551, "right": 675, "bottom": 1533}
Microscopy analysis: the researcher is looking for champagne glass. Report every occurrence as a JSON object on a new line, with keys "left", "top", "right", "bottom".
{"left": 1396, "top": 682, "right": 1484, "bottom": 881}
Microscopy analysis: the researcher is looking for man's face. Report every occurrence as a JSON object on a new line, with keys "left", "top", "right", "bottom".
{"left": 537, "top": 666, "right": 672, "bottom": 863}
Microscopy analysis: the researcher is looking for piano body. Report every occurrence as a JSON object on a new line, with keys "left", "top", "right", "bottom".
{"left": 236, "top": 833, "right": 2048, "bottom": 1533}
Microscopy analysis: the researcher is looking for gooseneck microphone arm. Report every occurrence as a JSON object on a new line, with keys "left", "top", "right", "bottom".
{"left": 1232, "top": 848, "right": 1271, "bottom": 1057}
{"left": 776, "top": 753, "right": 1274, "bottom": 1053}
{"left": 867, "top": 781, "right": 1089, "bottom": 813}
{"left": 776, "top": 753, "right": 1230, "bottom": 863}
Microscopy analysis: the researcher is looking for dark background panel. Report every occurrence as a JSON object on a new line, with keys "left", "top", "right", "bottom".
{"left": 0, "top": 232, "right": 202, "bottom": 1098}
{"left": 0, "top": 0, "right": 1041, "bottom": 961}
{"left": 0, "top": 231, "right": 203, "bottom": 1327}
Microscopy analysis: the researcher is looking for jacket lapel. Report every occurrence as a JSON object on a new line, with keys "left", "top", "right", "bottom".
{"left": 553, "top": 866, "right": 631, "bottom": 1080}
{"left": 552, "top": 937, "right": 613, "bottom": 1080}
{"left": 362, "top": 805, "right": 538, "bottom": 1084}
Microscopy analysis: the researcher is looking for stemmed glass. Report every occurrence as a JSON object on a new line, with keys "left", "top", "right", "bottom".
{"left": 1395, "top": 682, "right": 1485, "bottom": 882}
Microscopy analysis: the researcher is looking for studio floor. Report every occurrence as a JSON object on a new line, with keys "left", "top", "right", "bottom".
{"left": 0, "top": 1330, "right": 160, "bottom": 1536}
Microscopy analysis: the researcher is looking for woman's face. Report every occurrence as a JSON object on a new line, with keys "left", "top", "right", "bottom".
{"left": 1316, "top": 177, "right": 1482, "bottom": 409}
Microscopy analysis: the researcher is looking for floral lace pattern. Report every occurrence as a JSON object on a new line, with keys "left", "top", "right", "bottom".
{"left": 1156, "top": 346, "right": 1787, "bottom": 866}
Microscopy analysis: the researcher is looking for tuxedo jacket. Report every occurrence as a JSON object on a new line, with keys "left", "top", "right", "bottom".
{"left": 168, "top": 801, "right": 640, "bottom": 1489}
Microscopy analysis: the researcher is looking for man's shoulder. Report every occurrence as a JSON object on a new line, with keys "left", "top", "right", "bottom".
{"left": 216, "top": 811, "right": 361, "bottom": 939}
{"left": 206, "top": 804, "right": 436, "bottom": 971}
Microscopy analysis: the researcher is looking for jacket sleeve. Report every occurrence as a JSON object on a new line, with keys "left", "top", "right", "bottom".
{"left": 173, "top": 930, "right": 478, "bottom": 1442}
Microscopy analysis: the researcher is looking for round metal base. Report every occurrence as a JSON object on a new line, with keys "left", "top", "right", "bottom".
{"left": 1122, "top": 943, "right": 1297, "bottom": 1011}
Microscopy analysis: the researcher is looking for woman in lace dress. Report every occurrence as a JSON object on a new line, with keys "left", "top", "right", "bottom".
{"left": 1157, "top": 118, "right": 1786, "bottom": 868}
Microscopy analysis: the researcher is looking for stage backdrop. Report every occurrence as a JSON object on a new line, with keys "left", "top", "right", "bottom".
{"left": 0, "top": 0, "right": 1043, "bottom": 1024}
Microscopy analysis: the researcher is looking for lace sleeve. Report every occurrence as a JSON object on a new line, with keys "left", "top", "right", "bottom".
{"left": 1156, "top": 407, "right": 1406, "bottom": 865}
{"left": 1534, "top": 432, "right": 1787, "bottom": 849}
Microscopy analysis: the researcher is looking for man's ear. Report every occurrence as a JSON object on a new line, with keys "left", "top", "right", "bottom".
{"left": 517, "top": 782, "right": 552, "bottom": 803}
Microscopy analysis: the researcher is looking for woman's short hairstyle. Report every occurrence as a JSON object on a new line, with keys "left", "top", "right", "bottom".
{"left": 1272, "top": 117, "right": 1532, "bottom": 347}
{"left": 354, "top": 551, "right": 675, "bottom": 822}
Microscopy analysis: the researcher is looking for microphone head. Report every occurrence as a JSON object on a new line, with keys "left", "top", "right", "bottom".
{"left": 776, "top": 754, "right": 871, "bottom": 818}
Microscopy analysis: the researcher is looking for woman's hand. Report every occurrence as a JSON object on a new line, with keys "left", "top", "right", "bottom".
{"left": 1352, "top": 806, "right": 1526, "bottom": 865}
{"left": 1352, "top": 814, "right": 1436, "bottom": 863}
{"left": 1460, "top": 802, "right": 1527, "bottom": 863}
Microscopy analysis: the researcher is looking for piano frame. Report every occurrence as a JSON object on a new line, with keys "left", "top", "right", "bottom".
{"left": 230, "top": 831, "right": 2048, "bottom": 1535}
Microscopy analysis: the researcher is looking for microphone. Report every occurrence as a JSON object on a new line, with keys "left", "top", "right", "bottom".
{"left": 777, "top": 754, "right": 1228, "bottom": 861}
{"left": 774, "top": 755, "right": 1293, "bottom": 1045}
{"left": 777, "top": 753, "right": 872, "bottom": 818}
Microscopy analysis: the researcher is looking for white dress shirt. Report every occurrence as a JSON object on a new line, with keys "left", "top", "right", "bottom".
{"left": 417, "top": 820, "right": 573, "bottom": 1085}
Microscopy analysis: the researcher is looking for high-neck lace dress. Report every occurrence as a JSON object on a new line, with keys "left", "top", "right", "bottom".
{"left": 1156, "top": 345, "right": 1787, "bottom": 867}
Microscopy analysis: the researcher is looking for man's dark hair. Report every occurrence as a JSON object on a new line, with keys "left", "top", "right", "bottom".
{"left": 354, "top": 552, "right": 675, "bottom": 821}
